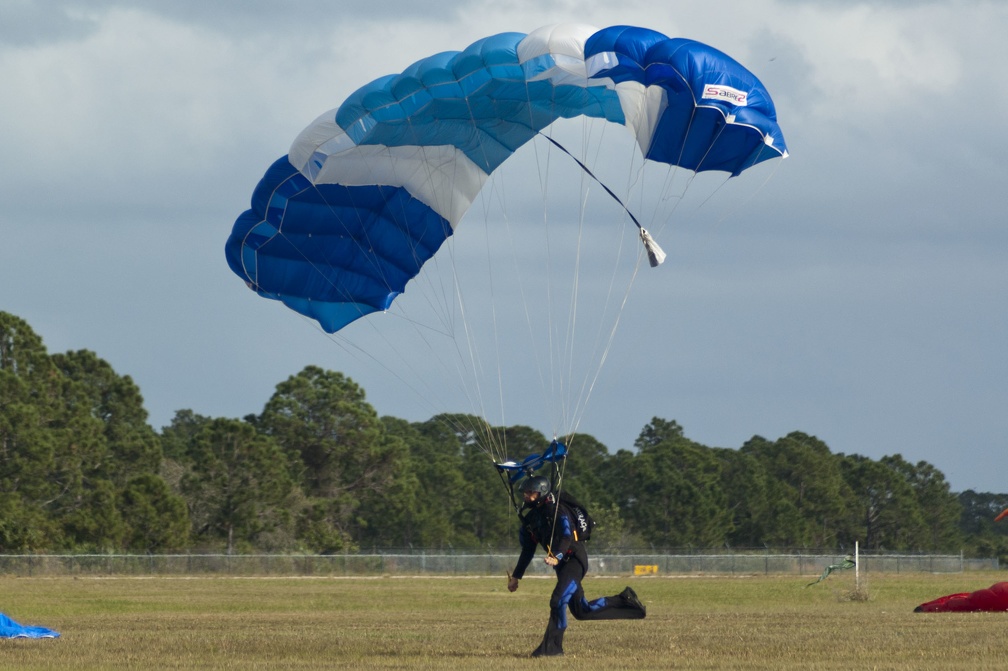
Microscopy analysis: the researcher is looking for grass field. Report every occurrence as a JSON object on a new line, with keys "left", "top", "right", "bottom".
{"left": 1, "top": 571, "right": 1006, "bottom": 670}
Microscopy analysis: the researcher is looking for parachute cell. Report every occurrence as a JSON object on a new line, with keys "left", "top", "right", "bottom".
{"left": 225, "top": 23, "right": 787, "bottom": 333}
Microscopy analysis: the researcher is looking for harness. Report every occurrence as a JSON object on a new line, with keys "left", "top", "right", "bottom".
{"left": 522, "top": 496, "right": 577, "bottom": 562}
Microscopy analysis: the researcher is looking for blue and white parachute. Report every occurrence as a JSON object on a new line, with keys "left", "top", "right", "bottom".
{"left": 225, "top": 24, "right": 786, "bottom": 334}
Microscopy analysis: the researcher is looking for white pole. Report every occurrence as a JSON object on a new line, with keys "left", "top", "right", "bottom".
{"left": 855, "top": 540, "right": 860, "bottom": 591}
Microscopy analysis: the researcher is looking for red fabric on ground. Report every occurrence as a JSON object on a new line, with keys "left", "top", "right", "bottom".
{"left": 915, "top": 582, "right": 1008, "bottom": 612}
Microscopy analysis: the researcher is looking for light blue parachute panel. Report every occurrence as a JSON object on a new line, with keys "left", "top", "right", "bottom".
{"left": 226, "top": 23, "right": 787, "bottom": 333}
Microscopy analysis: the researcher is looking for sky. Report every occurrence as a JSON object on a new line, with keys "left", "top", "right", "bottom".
{"left": 2, "top": 0, "right": 1006, "bottom": 494}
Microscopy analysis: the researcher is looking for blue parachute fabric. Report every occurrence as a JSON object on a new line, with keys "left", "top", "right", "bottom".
{"left": 0, "top": 613, "right": 59, "bottom": 639}
{"left": 496, "top": 440, "right": 568, "bottom": 482}
{"left": 226, "top": 24, "right": 787, "bottom": 333}
{"left": 585, "top": 26, "right": 786, "bottom": 173}
{"left": 227, "top": 157, "right": 449, "bottom": 332}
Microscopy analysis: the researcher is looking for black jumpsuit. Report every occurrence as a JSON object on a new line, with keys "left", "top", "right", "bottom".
{"left": 511, "top": 495, "right": 646, "bottom": 656}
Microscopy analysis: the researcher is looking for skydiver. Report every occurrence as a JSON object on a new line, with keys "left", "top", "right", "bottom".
{"left": 506, "top": 476, "right": 646, "bottom": 657}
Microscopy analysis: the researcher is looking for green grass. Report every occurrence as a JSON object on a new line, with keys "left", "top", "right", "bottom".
{"left": 1, "top": 572, "right": 1006, "bottom": 670}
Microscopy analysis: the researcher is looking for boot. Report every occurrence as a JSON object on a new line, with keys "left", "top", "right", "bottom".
{"left": 530, "top": 623, "right": 565, "bottom": 657}
{"left": 620, "top": 586, "right": 647, "bottom": 617}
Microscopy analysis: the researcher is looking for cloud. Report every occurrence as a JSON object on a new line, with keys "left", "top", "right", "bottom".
{"left": 2, "top": 1, "right": 1006, "bottom": 491}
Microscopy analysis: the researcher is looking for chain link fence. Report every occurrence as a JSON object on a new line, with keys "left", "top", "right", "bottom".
{"left": 0, "top": 551, "right": 996, "bottom": 577}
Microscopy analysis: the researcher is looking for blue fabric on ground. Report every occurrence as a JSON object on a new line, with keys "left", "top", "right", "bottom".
{"left": 0, "top": 612, "right": 60, "bottom": 638}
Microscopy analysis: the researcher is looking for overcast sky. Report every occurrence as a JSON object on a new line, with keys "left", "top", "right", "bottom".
{"left": 2, "top": 0, "right": 1006, "bottom": 494}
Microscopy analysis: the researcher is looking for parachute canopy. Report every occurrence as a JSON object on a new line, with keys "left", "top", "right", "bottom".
{"left": 225, "top": 24, "right": 787, "bottom": 333}
{"left": 914, "top": 582, "right": 1008, "bottom": 613}
{"left": 0, "top": 613, "right": 59, "bottom": 639}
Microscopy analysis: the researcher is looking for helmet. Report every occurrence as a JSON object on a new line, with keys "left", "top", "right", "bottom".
{"left": 520, "top": 476, "right": 550, "bottom": 499}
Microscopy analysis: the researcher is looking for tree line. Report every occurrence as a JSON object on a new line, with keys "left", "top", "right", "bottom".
{"left": 2, "top": 312, "right": 1007, "bottom": 562}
